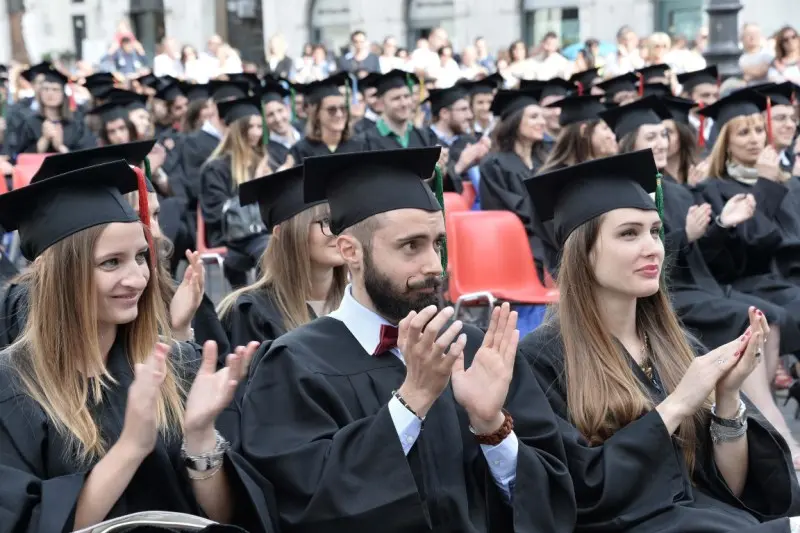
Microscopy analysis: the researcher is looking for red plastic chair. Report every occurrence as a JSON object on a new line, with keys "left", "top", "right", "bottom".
{"left": 0, "top": 177, "right": 8, "bottom": 194}
{"left": 196, "top": 208, "right": 228, "bottom": 287}
{"left": 461, "top": 181, "right": 476, "bottom": 209}
{"left": 12, "top": 153, "right": 50, "bottom": 189}
{"left": 447, "top": 210, "right": 559, "bottom": 316}
{"left": 443, "top": 192, "right": 469, "bottom": 214}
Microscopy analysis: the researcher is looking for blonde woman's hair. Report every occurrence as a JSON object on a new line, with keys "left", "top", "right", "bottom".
{"left": 707, "top": 114, "right": 765, "bottom": 178}
{"left": 208, "top": 114, "right": 265, "bottom": 187}
{"left": 555, "top": 215, "right": 710, "bottom": 472}
{"left": 3, "top": 223, "right": 184, "bottom": 464}
{"left": 218, "top": 203, "right": 347, "bottom": 331}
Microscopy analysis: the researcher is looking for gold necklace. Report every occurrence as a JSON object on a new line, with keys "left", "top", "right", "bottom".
{"left": 639, "top": 332, "right": 654, "bottom": 381}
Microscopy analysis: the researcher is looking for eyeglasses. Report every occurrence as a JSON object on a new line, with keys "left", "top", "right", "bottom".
{"left": 323, "top": 105, "right": 348, "bottom": 117}
{"left": 314, "top": 217, "right": 334, "bottom": 236}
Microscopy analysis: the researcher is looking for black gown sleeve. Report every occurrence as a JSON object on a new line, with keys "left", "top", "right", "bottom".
{"left": 222, "top": 292, "right": 286, "bottom": 348}
{"left": 192, "top": 293, "right": 231, "bottom": 356}
{"left": 15, "top": 116, "right": 42, "bottom": 155}
{"left": 0, "top": 380, "right": 90, "bottom": 533}
{"left": 199, "top": 159, "right": 234, "bottom": 247}
{"left": 240, "top": 343, "right": 431, "bottom": 531}
{"left": 65, "top": 119, "right": 98, "bottom": 151}
{"left": 0, "top": 282, "right": 28, "bottom": 349}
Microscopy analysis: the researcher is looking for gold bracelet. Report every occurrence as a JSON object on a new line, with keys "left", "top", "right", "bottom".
{"left": 187, "top": 464, "right": 222, "bottom": 480}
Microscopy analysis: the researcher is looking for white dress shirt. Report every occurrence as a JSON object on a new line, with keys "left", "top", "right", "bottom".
{"left": 329, "top": 285, "right": 518, "bottom": 501}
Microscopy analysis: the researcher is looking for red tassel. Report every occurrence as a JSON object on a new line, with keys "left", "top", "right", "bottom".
{"left": 697, "top": 102, "right": 706, "bottom": 148}
{"left": 766, "top": 96, "right": 773, "bottom": 147}
{"left": 131, "top": 165, "right": 156, "bottom": 266}
{"left": 636, "top": 72, "right": 644, "bottom": 97}
{"left": 68, "top": 83, "right": 77, "bottom": 112}
{"left": 576, "top": 81, "right": 584, "bottom": 96}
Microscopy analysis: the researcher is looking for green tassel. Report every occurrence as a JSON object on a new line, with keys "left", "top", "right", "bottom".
{"left": 434, "top": 164, "right": 448, "bottom": 274}
{"left": 405, "top": 73, "right": 414, "bottom": 94}
{"left": 261, "top": 107, "right": 270, "bottom": 149}
{"left": 144, "top": 156, "right": 152, "bottom": 183}
{"left": 655, "top": 172, "right": 665, "bottom": 241}
{"left": 289, "top": 87, "right": 297, "bottom": 122}
{"left": 344, "top": 78, "right": 351, "bottom": 115}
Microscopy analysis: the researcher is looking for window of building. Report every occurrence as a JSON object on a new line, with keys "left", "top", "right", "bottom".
{"left": 523, "top": 7, "right": 580, "bottom": 48}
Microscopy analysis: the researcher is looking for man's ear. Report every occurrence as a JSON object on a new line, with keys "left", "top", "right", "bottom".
{"left": 336, "top": 234, "right": 361, "bottom": 268}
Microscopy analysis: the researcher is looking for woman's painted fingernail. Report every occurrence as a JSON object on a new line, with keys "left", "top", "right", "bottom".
{"left": 757, "top": 310, "right": 763, "bottom": 317}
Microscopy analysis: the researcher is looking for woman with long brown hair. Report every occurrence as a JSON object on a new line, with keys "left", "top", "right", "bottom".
{"left": 521, "top": 150, "right": 800, "bottom": 532}
{"left": 768, "top": 25, "right": 800, "bottom": 84}
{"left": 0, "top": 157, "right": 274, "bottom": 532}
{"left": 535, "top": 94, "right": 616, "bottom": 274}
{"left": 283, "top": 72, "right": 362, "bottom": 165}
{"left": 660, "top": 95, "right": 703, "bottom": 185}
{"left": 218, "top": 165, "right": 346, "bottom": 346}
{"left": 602, "top": 96, "right": 800, "bottom": 466}
{"left": 200, "top": 95, "right": 270, "bottom": 287}
{"left": 479, "top": 89, "right": 549, "bottom": 280}
{"left": 10, "top": 62, "right": 96, "bottom": 155}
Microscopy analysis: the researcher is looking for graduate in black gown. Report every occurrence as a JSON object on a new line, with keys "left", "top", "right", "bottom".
{"left": 676, "top": 66, "right": 720, "bottom": 148}
{"left": 467, "top": 73, "right": 503, "bottom": 139}
{"left": 285, "top": 73, "right": 364, "bottom": 165}
{"left": 351, "top": 72, "right": 381, "bottom": 135}
{"left": 595, "top": 72, "right": 640, "bottom": 106}
{"left": 520, "top": 77, "right": 573, "bottom": 158}
{"left": 569, "top": 67, "right": 603, "bottom": 97}
{"left": 200, "top": 96, "right": 270, "bottom": 286}
{"left": 260, "top": 78, "right": 301, "bottom": 171}
{"left": 0, "top": 158, "right": 275, "bottom": 533}
{"left": 532, "top": 94, "right": 614, "bottom": 275}
{"left": 10, "top": 63, "right": 96, "bottom": 156}
{"left": 695, "top": 89, "right": 800, "bottom": 353}
{"left": 522, "top": 150, "right": 800, "bottom": 533}
{"left": 218, "top": 164, "right": 347, "bottom": 347}
{"left": 599, "top": 97, "right": 800, "bottom": 462}
{"left": 240, "top": 146, "right": 576, "bottom": 533}
{"left": 479, "top": 89, "right": 550, "bottom": 280}
{"left": 426, "top": 84, "right": 492, "bottom": 195}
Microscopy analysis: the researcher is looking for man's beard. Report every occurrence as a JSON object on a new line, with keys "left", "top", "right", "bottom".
{"left": 363, "top": 246, "right": 442, "bottom": 323}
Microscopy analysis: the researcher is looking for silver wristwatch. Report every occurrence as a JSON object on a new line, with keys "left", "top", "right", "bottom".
{"left": 180, "top": 430, "right": 230, "bottom": 471}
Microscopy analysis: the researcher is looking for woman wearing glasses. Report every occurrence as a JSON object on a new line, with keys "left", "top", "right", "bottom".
{"left": 281, "top": 72, "right": 363, "bottom": 166}
{"left": 218, "top": 165, "right": 346, "bottom": 347}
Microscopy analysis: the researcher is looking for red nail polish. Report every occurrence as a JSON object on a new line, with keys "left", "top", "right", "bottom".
{"left": 757, "top": 310, "right": 763, "bottom": 317}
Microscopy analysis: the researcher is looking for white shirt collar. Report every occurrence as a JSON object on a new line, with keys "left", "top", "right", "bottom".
{"left": 328, "top": 284, "right": 394, "bottom": 355}
{"left": 201, "top": 120, "right": 222, "bottom": 139}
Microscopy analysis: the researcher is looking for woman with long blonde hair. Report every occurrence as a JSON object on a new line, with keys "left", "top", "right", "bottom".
{"left": 218, "top": 165, "right": 346, "bottom": 346}
{"left": 200, "top": 95, "right": 270, "bottom": 287}
{"left": 0, "top": 157, "right": 274, "bottom": 532}
{"left": 521, "top": 150, "right": 800, "bottom": 532}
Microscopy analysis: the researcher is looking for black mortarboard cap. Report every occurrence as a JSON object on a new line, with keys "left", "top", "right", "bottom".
{"left": 598, "top": 95, "right": 671, "bottom": 139}
{"left": 0, "top": 161, "right": 141, "bottom": 260}
{"left": 696, "top": 88, "right": 767, "bottom": 132}
{"left": 521, "top": 78, "right": 573, "bottom": 100}
{"left": 754, "top": 82, "right": 795, "bottom": 107}
{"left": 524, "top": 149, "right": 658, "bottom": 245}
{"left": 659, "top": 96, "right": 696, "bottom": 124}
{"left": 469, "top": 72, "right": 504, "bottom": 95}
{"left": 106, "top": 88, "right": 149, "bottom": 110}
{"left": 569, "top": 68, "right": 602, "bottom": 92}
{"left": 217, "top": 95, "right": 261, "bottom": 125}
{"left": 260, "top": 78, "right": 290, "bottom": 103}
{"left": 677, "top": 66, "right": 718, "bottom": 94}
{"left": 304, "top": 72, "right": 351, "bottom": 104}
{"left": 87, "top": 100, "right": 132, "bottom": 124}
{"left": 32, "top": 140, "right": 156, "bottom": 184}
{"left": 425, "top": 85, "right": 470, "bottom": 115}
{"left": 136, "top": 73, "right": 160, "bottom": 89}
{"left": 303, "top": 147, "right": 442, "bottom": 235}
{"left": 369, "top": 69, "right": 419, "bottom": 97}
{"left": 490, "top": 89, "right": 541, "bottom": 120}
{"left": 21, "top": 62, "right": 69, "bottom": 85}
{"left": 357, "top": 72, "right": 381, "bottom": 94}
{"left": 82, "top": 72, "right": 117, "bottom": 98}
{"left": 595, "top": 72, "right": 639, "bottom": 97}
{"left": 228, "top": 72, "right": 262, "bottom": 92}
{"left": 641, "top": 83, "right": 672, "bottom": 98}
{"left": 179, "top": 82, "right": 210, "bottom": 103}
{"left": 209, "top": 80, "right": 250, "bottom": 102}
{"left": 548, "top": 95, "right": 606, "bottom": 126}
{"left": 239, "top": 165, "right": 324, "bottom": 231}
{"left": 637, "top": 64, "right": 671, "bottom": 82}
{"left": 154, "top": 81, "right": 184, "bottom": 102}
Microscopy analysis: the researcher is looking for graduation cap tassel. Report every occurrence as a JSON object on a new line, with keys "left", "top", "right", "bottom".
{"left": 655, "top": 172, "right": 665, "bottom": 242}
{"left": 433, "top": 164, "right": 448, "bottom": 273}
{"left": 576, "top": 81, "right": 584, "bottom": 97}
{"left": 289, "top": 87, "right": 297, "bottom": 122}
{"left": 133, "top": 164, "right": 156, "bottom": 266}
{"left": 697, "top": 102, "right": 706, "bottom": 149}
{"left": 636, "top": 72, "right": 644, "bottom": 97}
{"left": 344, "top": 78, "right": 351, "bottom": 115}
{"left": 350, "top": 74, "right": 359, "bottom": 107}
{"left": 766, "top": 96, "right": 773, "bottom": 147}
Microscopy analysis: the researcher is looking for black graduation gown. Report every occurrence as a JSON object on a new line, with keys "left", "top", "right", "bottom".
{"left": 239, "top": 317, "right": 576, "bottom": 533}
{"left": 352, "top": 116, "right": 377, "bottom": 136}
{"left": 13, "top": 113, "right": 97, "bottom": 154}
{"left": 0, "top": 280, "right": 25, "bottom": 350}
{"left": 266, "top": 140, "right": 291, "bottom": 171}
{"left": 660, "top": 177, "right": 796, "bottom": 350}
{"left": 287, "top": 137, "right": 364, "bottom": 163}
{"left": 479, "top": 151, "right": 547, "bottom": 277}
{"left": 2, "top": 100, "right": 35, "bottom": 157}
{"left": 429, "top": 128, "right": 477, "bottom": 194}
{"left": 199, "top": 156, "right": 236, "bottom": 248}
{"left": 181, "top": 129, "right": 221, "bottom": 213}
{"left": 520, "top": 323, "right": 800, "bottom": 533}
{"left": 697, "top": 176, "right": 800, "bottom": 353}
{"left": 221, "top": 289, "right": 320, "bottom": 348}
{"left": 0, "top": 336, "right": 277, "bottom": 533}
